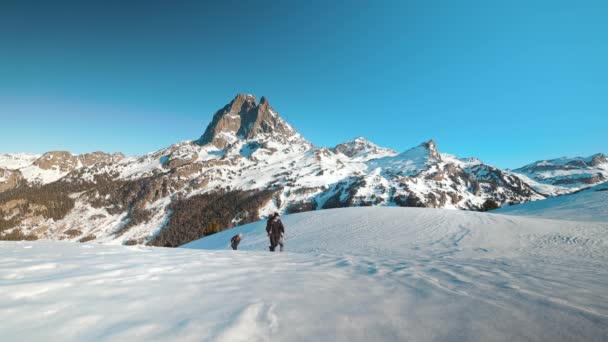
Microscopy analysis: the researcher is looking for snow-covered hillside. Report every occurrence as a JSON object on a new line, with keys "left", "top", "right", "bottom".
{"left": 0, "top": 151, "right": 125, "bottom": 186}
{"left": 0, "top": 153, "right": 40, "bottom": 169}
{"left": 511, "top": 153, "right": 608, "bottom": 195}
{"left": 2, "top": 207, "right": 607, "bottom": 341}
{"left": 495, "top": 181, "right": 608, "bottom": 222}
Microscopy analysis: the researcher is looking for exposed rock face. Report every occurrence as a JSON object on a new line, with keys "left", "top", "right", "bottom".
{"left": 552, "top": 173, "right": 605, "bottom": 185}
{"left": 423, "top": 139, "right": 441, "bottom": 161}
{"left": 79, "top": 152, "right": 124, "bottom": 166}
{"left": 196, "top": 94, "right": 303, "bottom": 148}
{"left": 162, "top": 142, "right": 200, "bottom": 169}
{"left": 196, "top": 94, "right": 258, "bottom": 149}
{"left": 0, "top": 169, "right": 23, "bottom": 192}
{"left": 590, "top": 153, "right": 607, "bottom": 167}
{"left": 33, "top": 151, "right": 80, "bottom": 172}
{"left": 333, "top": 137, "right": 397, "bottom": 161}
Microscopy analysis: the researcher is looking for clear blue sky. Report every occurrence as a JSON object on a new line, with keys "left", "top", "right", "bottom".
{"left": 1, "top": 0, "right": 606, "bottom": 169}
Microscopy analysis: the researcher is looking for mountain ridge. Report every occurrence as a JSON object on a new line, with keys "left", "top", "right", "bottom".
{"left": 0, "top": 94, "right": 604, "bottom": 246}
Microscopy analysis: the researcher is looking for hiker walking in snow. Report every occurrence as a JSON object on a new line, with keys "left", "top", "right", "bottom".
{"left": 266, "top": 212, "right": 285, "bottom": 252}
{"left": 230, "top": 233, "right": 242, "bottom": 250}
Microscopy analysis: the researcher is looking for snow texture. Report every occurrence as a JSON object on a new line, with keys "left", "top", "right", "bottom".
{"left": 2, "top": 207, "right": 607, "bottom": 341}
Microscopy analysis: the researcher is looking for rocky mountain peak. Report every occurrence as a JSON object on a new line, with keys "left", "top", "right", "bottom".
{"left": 33, "top": 151, "right": 79, "bottom": 171}
{"left": 259, "top": 96, "right": 269, "bottom": 106}
{"left": 399, "top": 139, "right": 441, "bottom": 162}
{"left": 79, "top": 151, "right": 125, "bottom": 166}
{"left": 333, "top": 137, "right": 397, "bottom": 161}
{"left": 196, "top": 94, "right": 304, "bottom": 149}
{"left": 589, "top": 153, "right": 607, "bottom": 167}
{"left": 230, "top": 93, "right": 257, "bottom": 109}
{"left": 422, "top": 139, "right": 441, "bottom": 161}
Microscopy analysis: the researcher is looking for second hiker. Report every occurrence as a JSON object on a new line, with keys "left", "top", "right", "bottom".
{"left": 266, "top": 212, "right": 285, "bottom": 252}
{"left": 230, "top": 233, "right": 242, "bottom": 250}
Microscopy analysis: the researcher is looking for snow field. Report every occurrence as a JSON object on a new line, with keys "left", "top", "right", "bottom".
{"left": 1, "top": 207, "right": 607, "bottom": 341}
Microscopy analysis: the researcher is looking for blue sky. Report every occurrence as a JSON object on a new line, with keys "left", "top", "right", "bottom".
{"left": 1, "top": 0, "right": 606, "bottom": 169}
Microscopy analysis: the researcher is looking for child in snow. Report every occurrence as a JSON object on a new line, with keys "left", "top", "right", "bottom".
{"left": 230, "top": 233, "right": 242, "bottom": 250}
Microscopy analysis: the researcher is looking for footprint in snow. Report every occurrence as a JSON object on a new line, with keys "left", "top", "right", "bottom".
{"left": 214, "top": 302, "right": 278, "bottom": 342}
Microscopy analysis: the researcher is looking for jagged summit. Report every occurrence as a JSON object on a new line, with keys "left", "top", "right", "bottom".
{"left": 196, "top": 94, "right": 305, "bottom": 149}
{"left": 421, "top": 139, "right": 441, "bottom": 161}
{"left": 333, "top": 136, "right": 397, "bottom": 161}
{"left": 589, "top": 153, "right": 607, "bottom": 167}
{"left": 398, "top": 139, "right": 441, "bottom": 162}
{"left": 366, "top": 139, "right": 444, "bottom": 177}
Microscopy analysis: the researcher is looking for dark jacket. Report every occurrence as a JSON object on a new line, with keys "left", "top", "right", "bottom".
{"left": 266, "top": 219, "right": 285, "bottom": 238}
{"left": 230, "top": 234, "right": 241, "bottom": 250}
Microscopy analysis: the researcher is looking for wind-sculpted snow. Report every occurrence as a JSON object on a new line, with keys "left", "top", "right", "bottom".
{"left": 2, "top": 207, "right": 607, "bottom": 341}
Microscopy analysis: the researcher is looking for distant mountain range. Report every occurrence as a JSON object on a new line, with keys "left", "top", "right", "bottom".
{"left": 1, "top": 94, "right": 606, "bottom": 246}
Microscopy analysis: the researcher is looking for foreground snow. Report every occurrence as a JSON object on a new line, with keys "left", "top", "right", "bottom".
{"left": 2, "top": 207, "right": 608, "bottom": 341}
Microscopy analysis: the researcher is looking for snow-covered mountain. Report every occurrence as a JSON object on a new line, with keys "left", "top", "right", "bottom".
{"left": 0, "top": 94, "right": 601, "bottom": 246}
{"left": 510, "top": 153, "right": 608, "bottom": 195}
{"left": 195, "top": 94, "right": 309, "bottom": 149}
{"left": 332, "top": 136, "right": 398, "bottom": 161}
{"left": 0, "top": 151, "right": 125, "bottom": 186}
{"left": 0, "top": 153, "right": 40, "bottom": 169}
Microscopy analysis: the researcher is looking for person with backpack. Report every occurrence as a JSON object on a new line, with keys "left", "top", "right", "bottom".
{"left": 266, "top": 212, "right": 285, "bottom": 252}
{"left": 230, "top": 233, "right": 242, "bottom": 250}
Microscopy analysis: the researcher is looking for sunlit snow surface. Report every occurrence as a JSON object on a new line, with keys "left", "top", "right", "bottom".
{"left": 2, "top": 207, "right": 608, "bottom": 341}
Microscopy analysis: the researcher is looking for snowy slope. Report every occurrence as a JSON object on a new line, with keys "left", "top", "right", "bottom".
{"left": 0, "top": 152, "right": 80, "bottom": 184}
{"left": 0, "top": 151, "right": 125, "bottom": 186}
{"left": 184, "top": 207, "right": 607, "bottom": 259}
{"left": 368, "top": 141, "right": 439, "bottom": 176}
{"left": 2, "top": 207, "right": 607, "bottom": 341}
{"left": 0, "top": 153, "right": 40, "bottom": 169}
{"left": 332, "top": 137, "right": 398, "bottom": 161}
{"left": 512, "top": 153, "right": 608, "bottom": 195}
{"left": 495, "top": 182, "right": 608, "bottom": 222}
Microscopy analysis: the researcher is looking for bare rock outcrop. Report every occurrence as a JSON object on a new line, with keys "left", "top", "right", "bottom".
{"left": 196, "top": 94, "right": 304, "bottom": 148}
{"left": 33, "top": 151, "right": 80, "bottom": 172}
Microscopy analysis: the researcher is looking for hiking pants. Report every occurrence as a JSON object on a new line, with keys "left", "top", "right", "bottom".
{"left": 269, "top": 235, "right": 284, "bottom": 252}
